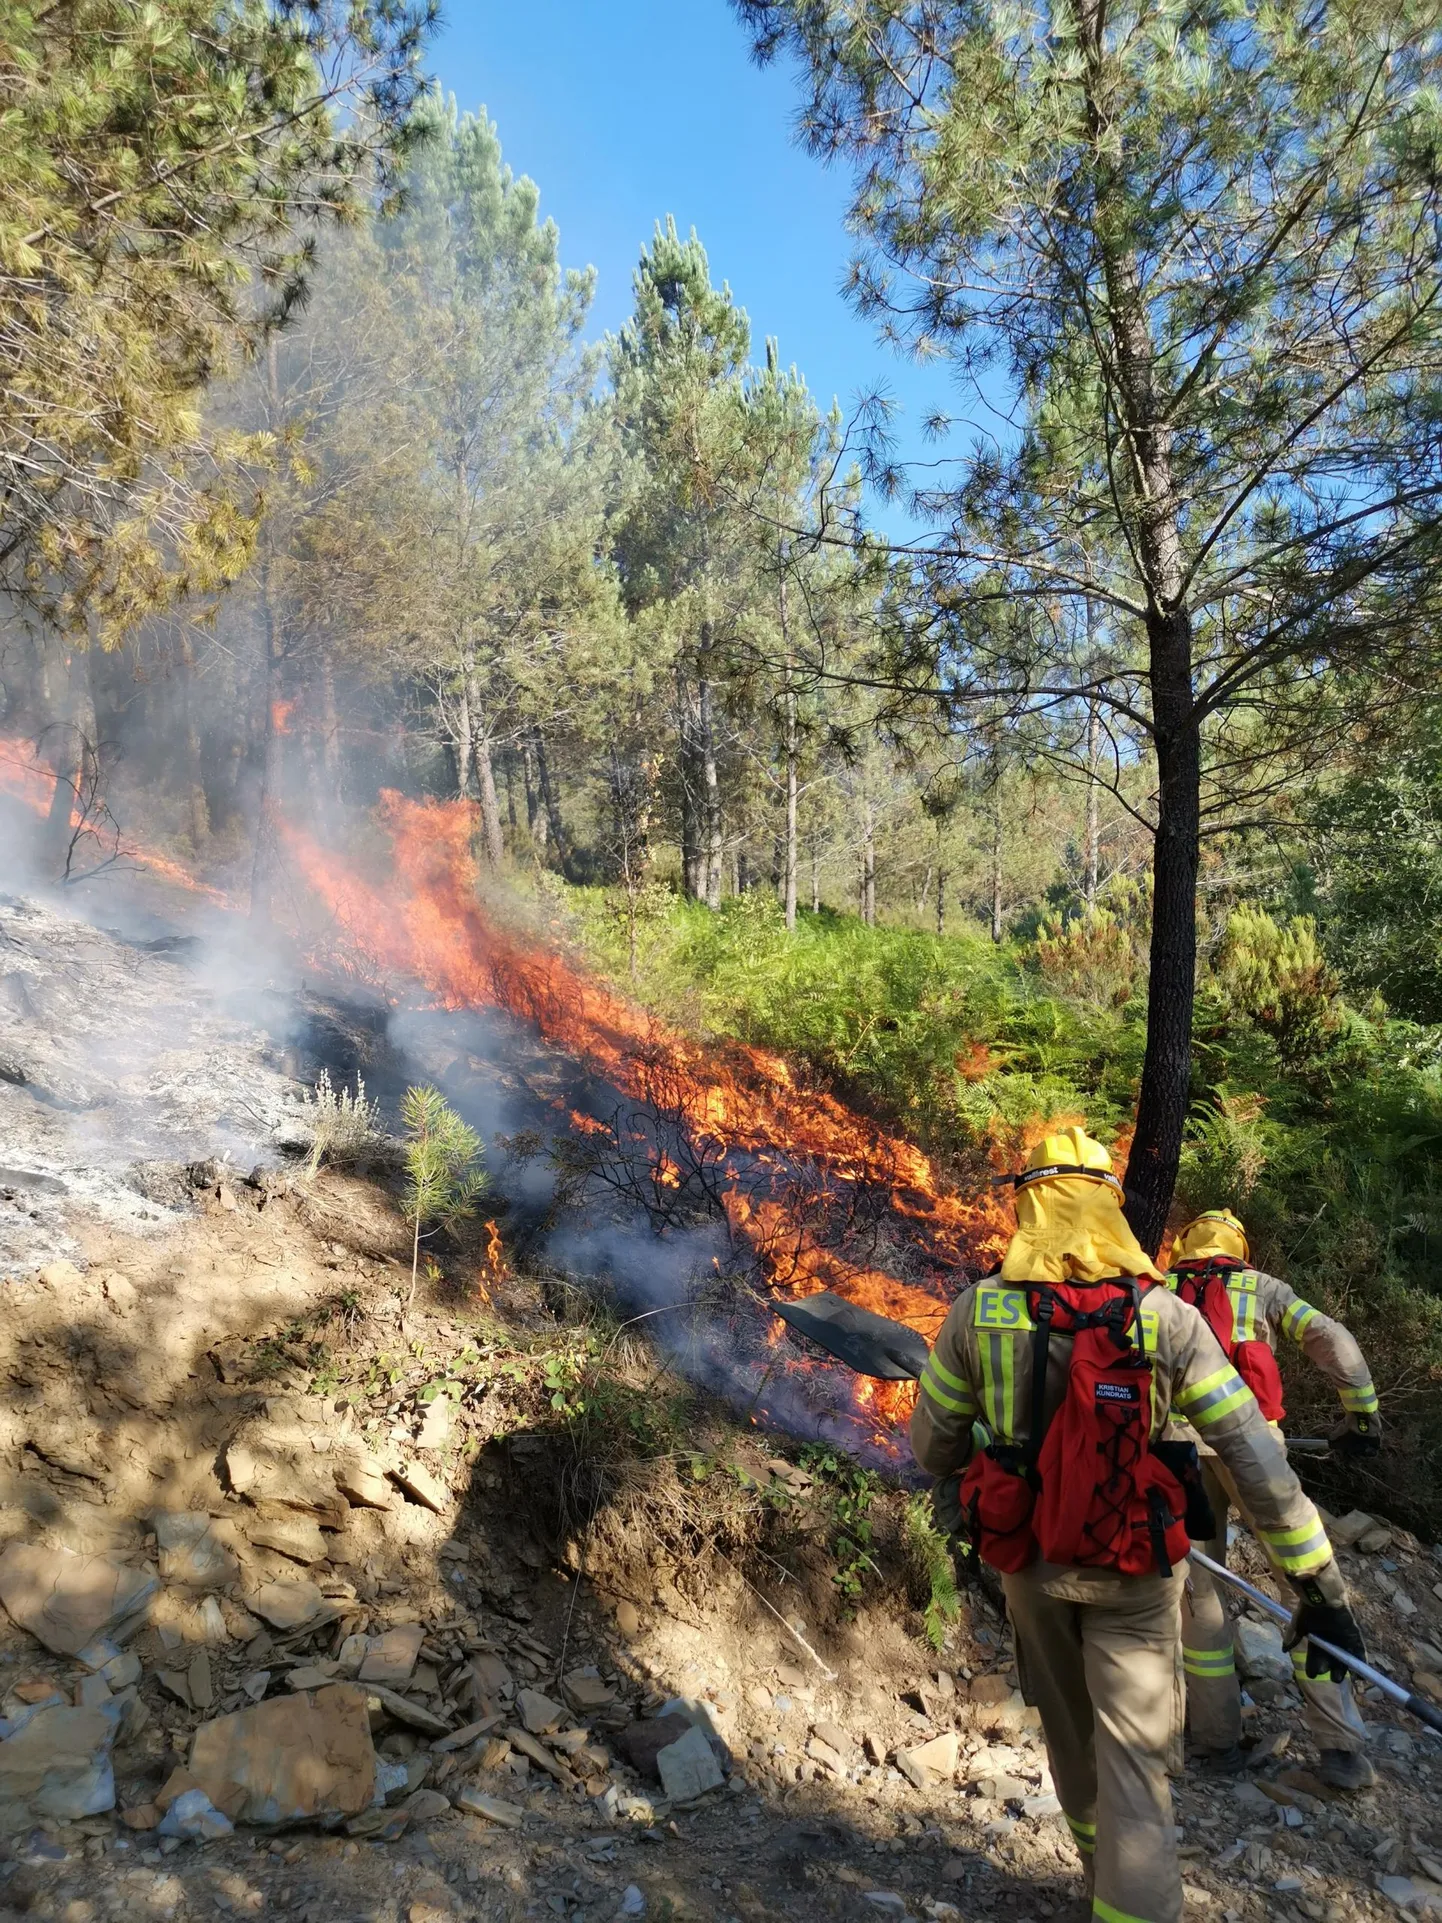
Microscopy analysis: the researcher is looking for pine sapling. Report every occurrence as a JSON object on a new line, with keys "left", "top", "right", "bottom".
{"left": 399, "top": 1085, "right": 487, "bottom": 1318}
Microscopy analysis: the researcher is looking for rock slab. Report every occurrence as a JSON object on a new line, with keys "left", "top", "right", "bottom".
{"left": 0, "top": 1544, "right": 156, "bottom": 1657}
{"left": 0, "top": 1702, "right": 119, "bottom": 1828}
{"left": 187, "top": 1683, "right": 376, "bottom": 1825}
{"left": 655, "top": 1723, "right": 724, "bottom": 1802}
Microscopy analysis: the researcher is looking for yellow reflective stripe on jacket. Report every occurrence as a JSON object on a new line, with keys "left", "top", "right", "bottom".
{"left": 1229, "top": 1274, "right": 1261, "bottom": 1343}
{"left": 1182, "top": 1644, "right": 1236, "bottom": 1678}
{"left": 919, "top": 1358, "right": 976, "bottom": 1418}
{"left": 977, "top": 1330, "right": 1019, "bottom": 1438}
{"left": 1258, "top": 1517, "right": 1332, "bottom": 1577}
{"left": 1282, "top": 1297, "right": 1319, "bottom": 1342}
{"left": 1175, "top": 1363, "right": 1251, "bottom": 1429}
{"left": 1065, "top": 1812, "right": 1097, "bottom": 1853}
{"left": 1093, "top": 1899, "right": 1159, "bottom": 1923}
{"left": 1291, "top": 1646, "right": 1311, "bottom": 1678}
{"left": 1339, "top": 1382, "right": 1379, "bottom": 1414}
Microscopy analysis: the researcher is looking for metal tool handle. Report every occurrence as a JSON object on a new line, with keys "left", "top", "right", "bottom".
{"left": 1188, "top": 1549, "right": 1442, "bottom": 1737}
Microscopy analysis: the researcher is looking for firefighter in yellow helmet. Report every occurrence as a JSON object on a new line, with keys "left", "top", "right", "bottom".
{"left": 1168, "top": 1208, "right": 1380, "bottom": 1790}
{"left": 912, "top": 1130, "right": 1364, "bottom": 1923}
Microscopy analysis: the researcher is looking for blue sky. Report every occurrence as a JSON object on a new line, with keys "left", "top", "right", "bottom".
{"left": 432, "top": 1, "right": 955, "bottom": 539}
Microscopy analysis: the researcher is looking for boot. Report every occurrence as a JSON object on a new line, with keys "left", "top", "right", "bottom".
{"left": 1317, "top": 1748, "right": 1377, "bottom": 1791}
{"left": 1196, "top": 1742, "right": 1250, "bottom": 1776}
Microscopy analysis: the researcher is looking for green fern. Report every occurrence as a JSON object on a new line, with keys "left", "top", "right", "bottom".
{"left": 903, "top": 1492, "right": 961, "bottom": 1652}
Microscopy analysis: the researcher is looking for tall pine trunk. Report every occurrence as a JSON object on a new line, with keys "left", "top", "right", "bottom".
{"left": 1085, "top": 699, "right": 1100, "bottom": 907}
{"left": 989, "top": 798, "right": 1003, "bottom": 944}
{"left": 533, "top": 730, "right": 569, "bottom": 872}
{"left": 860, "top": 793, "right": 876, "bottom": 925}
{"left": 779, "top": 563, "right": 798, "bottom": 931}
{"left": 178, "top": 629, "right": 209, "bottom": 850}
{"left": 1078, "top": 0, "right": 1198, "bottom": 1253}
{"left": 697, "top": 620, "right": 723, "bottom": 910}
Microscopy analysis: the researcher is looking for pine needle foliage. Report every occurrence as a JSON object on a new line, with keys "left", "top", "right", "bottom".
{"left": 399, "top": 1085, "right": 487, "bottom": 1316}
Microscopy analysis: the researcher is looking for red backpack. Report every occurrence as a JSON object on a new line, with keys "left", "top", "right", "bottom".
{"left": 960, "top": 1277, "right": 1200, "bottom": 1578}
{"left": 1169, "top": 1257, "right": 1285, "bottom": 1422}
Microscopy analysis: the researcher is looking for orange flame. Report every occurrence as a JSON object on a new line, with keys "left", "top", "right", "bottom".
{"left": 271, "top": 698, "right": 295, "bottom": 736}
{"left": 0, "top": 735, "right": 228, "bottom": 901}
{"left": 277, "top": 793, "right": 1042, "bottom": 1445}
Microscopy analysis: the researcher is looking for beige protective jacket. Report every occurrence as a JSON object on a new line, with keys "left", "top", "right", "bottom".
{"left": 1166, "top": 1265, "right": 1378, "bottom": 1422}
{"left": 910, "top": 1274, "right": 1344, "bottom": 1599}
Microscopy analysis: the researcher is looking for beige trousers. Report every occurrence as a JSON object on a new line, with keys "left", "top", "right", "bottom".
{"left": 1181, "top": 1459, "right": 1365, "bottom": 1755}
{"left": 1005, "top": 1561, "right": 1186, "bottom": 1923}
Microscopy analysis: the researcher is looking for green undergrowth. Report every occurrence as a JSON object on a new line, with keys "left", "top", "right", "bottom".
{"left": 543, "top": 878, "right": 1442, "bottom": 1538}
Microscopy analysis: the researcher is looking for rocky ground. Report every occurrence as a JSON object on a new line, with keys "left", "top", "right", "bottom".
{"left": 0, "top": 1168, "right": 1438, "bottom": 1923}
{"left": 2, "top": 893, "right": 1442, "bottom": 1923}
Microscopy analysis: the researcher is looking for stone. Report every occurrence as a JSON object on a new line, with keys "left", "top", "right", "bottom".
{"left": 1358, "top": 1524, "right": 1395, "bottom": 1555}
{"left": 157, "top": 1788, "right": 233, "bottom": 1842}
{"left": 120, "top": 1804, "right": 160, "bottom": 1831}
{"left": 968, "top": 1674, "right": 1014, "bottom": 1707}
{"left": 333, "top": 1452, "right": 394, "bottom": 1509}
{"left": 222, "top": 1399, "right": 350, "bottom": 1523}
{"left": 188, "top": 1652, "right": 214, "bottom": 1713}
{"left": 248, "top": 1516, "right": 328, "bottom": 1565}
{"left": 812, "top": 1719, "right": 853, "bottom": 1758}
{"left": 1378, "top": 1878, "right": 1442, "bottom": 1914}
{"left": 562, "top": 1667, "right": 617, "bottom": 1713}
{"left": 619, "top": 1714, "right": 692, "bottom": 1780}
{"left": 248, "top": 1581, "right": 325, "bottom": 1631}
{"left": 38, "top": 1259, "right": 82, "bottom": 1290}
{"left": 1329, "top": 1510, "right": 1377, "bottom": 1548}
{"left": 336, "top": 1634, "right": 369, "bottom": 1680}
{"left": 614, "top": 1601, "right": 641, "bottom": 1637}
{"left": 977, "top": 1772, "right": 1028, "bottom": 1803}
{"left": 897, "top": 1732, "right": 959, "bottom": 1790}
{"left": 1232, "top": 1781, "right": 1274, "bottom": 1815}
{"left": 157, "top": 1670, "right": 192, "bottom": 1708}
{"left": 516, "top": 1688, "right": 566, "bottom": 1734}
{"left": 389, "top": 1461, "right": 448, "bottom": 1513}
{"left": 862, "top": 1898, "right": 906, "bottom": 1915}
{"left": 187, "top": 1683, "right": 377, "bottom": 1826}
{"left": 360, "top": 1624, "right": 426, "bottom": 1687}
{"left": 362, "top": 1684, "right": 450, "bottom": 1735}
{"left": 152, "top": 1513, "right": 240, "bottom": 1591}
{"left": 242, "top": 1673, "right": 271, "bottom": 1703}
{"left": 1023, "top": 1792, "right": 1062, "bottom": 1818}
{"left": 415, "top": 1400, "right": 451, "bottom": 1452}
{"left": 400, "top": 1787, "right": 451, "bottom": 1823}
{"left": 432, "top": 1716, "right": 504, "bottom": 1753}
{"left": 453, "top": 1785, "right": 523, "bottom": 1827}
{"left": 618, "top": 1890, "right": 645, "bottom": 1919}
{"left": 1234, "top": 1618, "right": 1292, "bottom": 1684}
{"left": 806, "top": 1735, "right": 847, "bottom": 1776}
{"left": 655, "top": 1723, "right": 724, "bottom": 1802}
{"left": 104, "top": 1273, "right": 137, "bottom": 1315}
{"left": 0, "top": 1702, "right": 118, "bottom": 1822}
{"left": 286, "top": 1667, "right": 337, "bottom": 1692}
{"left": 505, "top": 1727, "right": 577, "bottom": 1785}
{"left": 0, "top": 1544, "right": 156, "bottom": 1657}
{"left": 466, "top": 1653, "right": 513, "bottom": 1698}
{"left": 100, "top": 1650, "right": 141, "bottom": 1692}
{"left": 75, "top": 1674, "right": 111, "bottom": 1710}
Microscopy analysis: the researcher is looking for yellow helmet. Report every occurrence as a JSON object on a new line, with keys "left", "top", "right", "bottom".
{"left": 1173, "top": 1209, "right": 1250, "bottom": 1264}
{"left": 1017, "top": 1125, "right": 1121, "bottom": 1192}
{"left": 1002, "top": 1125, "right": 1162, "bottom": 1283}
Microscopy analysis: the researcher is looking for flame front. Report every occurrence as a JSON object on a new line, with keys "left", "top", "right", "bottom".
{"left": 278, "top": 793, "right": 1036, "bottom": 1445}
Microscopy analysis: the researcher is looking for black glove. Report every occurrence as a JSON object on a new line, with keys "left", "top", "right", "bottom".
{"left": 1285, "top": 1585, "right": 1367, "bottom": 1683}
{"left": 1331, "top": 1412, "right": 1381, "bottom": 1459}
{"left": 932, "top": 1473, "right": 965, "bottom": 1542}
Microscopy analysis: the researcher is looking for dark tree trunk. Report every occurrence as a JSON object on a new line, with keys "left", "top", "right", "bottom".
{"left": 698, "top": 621, "right": 723, "bottom": 910}
{"left": 860, "top": 795, "right": 876, "bottom": 926}
{"left": 177, "top": 630, "right": 209, "bottom": 849}
{"left": 533, "top": 730, "right": 570, "bottom": 871}
{"left": 1126, "top": 615, "right": 1200, "bottom": 1251}
{"left": 936, "top": 867, "right": 946, "bottom": 938}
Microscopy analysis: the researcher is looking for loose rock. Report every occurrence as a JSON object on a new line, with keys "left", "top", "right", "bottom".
{"left": 655, "top": 1723, "right": 724, "bottom": 1802}
{"left": 0, "top": 1543, "right": 156, "bottom": 1656}
{"left": 187, "top": 1683, "right": 377, "bottom": 1825}
{"left": 359, "top": 1624, "right": 425, "bottom": 1687}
